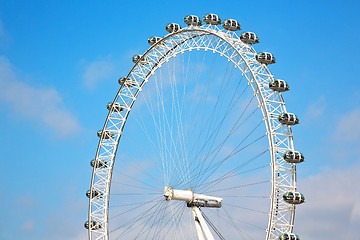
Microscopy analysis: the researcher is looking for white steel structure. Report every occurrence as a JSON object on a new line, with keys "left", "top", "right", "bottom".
{"left": 87, "top": 14, "right": 303, "bottom": 240}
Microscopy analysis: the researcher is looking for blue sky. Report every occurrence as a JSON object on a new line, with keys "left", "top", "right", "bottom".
{"left": 0, "top": 0, "right": 360, "bottom": 239}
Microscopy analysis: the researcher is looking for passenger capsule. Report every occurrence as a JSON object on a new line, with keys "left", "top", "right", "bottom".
{"left": 184, "top": 15, "right": 202, "bottom": 26}
{"left": 256, "top": 52, "right": 276, "bottom": 65}
{"left": 118, "top": 77, "right": 136, "bottom": 87}
{"left": 278, "top": 113, "right": 299, "bottom": 126}
{"left": 86, "top": 189, "right": 103, "bottom": 199}
{"left": 165, "top": 23, "right": 181, "bottom": 33}
{"left": 283, "top": 192, "right": 305, "bottom": 204}
{"left": 278, "top": 233, "right": 300, "bottom": 240}
{"left": 222, "top": 19, "right": 241, "bottom": 31}
{"left": 269, "top": 79, "right": 290, "bottom": 92}
{"left": 148, "top": 36, "right": 162, "bottom": 45}
{"left": 239, "top": 32, "right": 259, "bottom": 44}
{"left": 203, "top": 13, "right": 221, "bottom": 25}
{"left": 90, "top": 159, "right": 107, "bottom": 168}
{"left": 283, "top": 150, "right": 304, "bottom": 164}
{"left": 84, "top": 220, "right": 101, "bottom": 230}
{"left": 97, "top": 130, "right": 115, "bottom": 139}
{"left": 132, "top": 55, "right": 148, "bottom": 65}
{"left": 107, "top": 102, "right": 124, "bottom": 112}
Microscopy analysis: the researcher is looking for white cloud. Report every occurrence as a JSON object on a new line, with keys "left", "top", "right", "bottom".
{"left": 305, "top": 95, "right": 326, "bottom": 120}
{"left": 347, "top": 191, "right": 360, "bottom": 239}
{"left": 295, "top": 163, "right": 360, "bottom": 239}
{"left": 333, "top": 109, "right": 360, "bottom": 142}
{"left": 0, "top": 56, "right": 81, "bottom": 138}
{"left": 82, "top": 59, "right": 115, "bottom": 89}
{"left": 44, "top": 196, "right": 88, "bottom": 240}
{"left": 20, "top": 219, "right": 35, "bottom": 233}
{"left": 16, "top": 196, "right": 37, "bottom": 209}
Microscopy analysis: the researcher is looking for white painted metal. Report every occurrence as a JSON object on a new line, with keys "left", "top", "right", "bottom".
{"left": 88, "top": 21, "right": 298, "bottom": 240}
{"left": 164, "top": 187, "right": 223, "bottom": 204}
{"left": 192, "top": 207, "right": 215, "bottom": 240}
{"left": 192, "top": 207, "right": 206, "bottom": 240}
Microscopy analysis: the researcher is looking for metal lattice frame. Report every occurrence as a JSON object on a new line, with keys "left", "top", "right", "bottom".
{"left": 88, "top": 24, "right": 297, "bottom": 240}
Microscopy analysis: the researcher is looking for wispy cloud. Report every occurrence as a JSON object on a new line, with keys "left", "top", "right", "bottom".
{"left": 82, "top": 58, "right": 115, "bottom": 90}
{"left": 296, "top": 163, "right": 360, "bottom": 239}
{"left": 44, "top": 197, "right": 87, "bottom": 240}
{"left": 333, "top": 109, "right": 360, "bottom": 142}
{"left": 16, "top": 196, "right": 37, "bottom": 209}
{"left": 0, "top": 56, "right": 81, "bottom": 138}
{"left": 305, "top": 95, "right": 326, "bottom": 121}
{"left": 20, "top": 219, "right": 35, "bottom": 233}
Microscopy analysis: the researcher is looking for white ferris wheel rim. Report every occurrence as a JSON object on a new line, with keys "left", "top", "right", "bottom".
{"left": 88, "top": 23, "right": 298, "bottom": 240}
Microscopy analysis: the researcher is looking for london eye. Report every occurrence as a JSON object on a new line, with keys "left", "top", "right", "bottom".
{"left": 86, "top": 13, "right": 304, "bottom": 240}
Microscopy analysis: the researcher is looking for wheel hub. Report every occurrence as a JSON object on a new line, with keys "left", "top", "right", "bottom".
{"left": 164, "top": 186, "right": 222, "bottom": 208}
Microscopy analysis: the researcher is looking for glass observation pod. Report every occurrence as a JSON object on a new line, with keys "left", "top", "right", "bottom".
{"left": 278, "top": 233, "right": 300, "bottom": 240}
{"left": 283, "top": 150, "right": 304, "bottom": 164}
{"left": 283, "top": 191, "right": 305, "bottom": 204}
{"left": 203, "top": 13, "right": 221, "bottom": 25}
{"left": 132, "top": 55, "right": 149, "bottom": 65}
{"left": 165, "top": 23, "right": 181, "bottom": 33}
{"left": 118, "top": 77, "right": 137, "bottom": 87}
{"left": 86, "top": 189, "right": 103, "bottom": 199}
{"left": 222, "top": 19, "right": 241, "bottom": 31}
{"left": 97, "top": 130, "right": 115, "bottom": 139}
{"left": 90, "top": 159, "right": 107, "bottom": 168}
{"left": 106, "top": 102, "right": 124, "bottom": 112}
{"left": 184, "top": 15, "right": 202, "bottom": 26}
{"left": 84, "top": 220, "right": 101, "bottom": 230}
{"left": 239, "top": 32, "right": 259, "bottom": 44}
{"left": 148, "top": 36, "right": 162, "bottom": 45}
{"left": 256, "top": 52, "right": 276, "bottom": 65}
{"left": 269, "top": 79, "right": 290, "bottom": 92}
{"left": 278, "top": 113, "right": 299, "bottom": 125}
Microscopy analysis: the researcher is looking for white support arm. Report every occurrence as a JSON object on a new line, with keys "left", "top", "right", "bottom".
{"left": 191, "top": 207, "right": 215, "bottom": 240}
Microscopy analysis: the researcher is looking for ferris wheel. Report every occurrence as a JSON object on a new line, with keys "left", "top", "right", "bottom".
{"left": 85, "top": 13, "right": 305, "bottom": 240}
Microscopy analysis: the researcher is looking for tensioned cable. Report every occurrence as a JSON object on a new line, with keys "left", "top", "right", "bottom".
{"left": 113, "top": 201, "right": 166, "bottom": 240}
{"left": 122, "top": 107, "right": 167, "bottom": 183}
{"left": 196, "top": 164, "right": 268, "bottom": 193}
{"left": 222, "top": 206, "right": 256, "bottom": 240}
{"left": 110, "top": 197, "right": 163, "bottom": 227}
{"left": 177, "top": 84, "right": 255, "bottom": 188}
{"left": 112, "top": 166, "right": 160, "bottom": 192}
{"left": 205, "top": 180, "right": 269, "bottom": 194}
{"left": 190, "top": 95, "right": 259, "bottom": 187}
{"left": 200, "top": 209, "right": 226, "bottom": 240}
{"left": 192, "top": 125, "right": 266, "bottom": 190}
{"left": 176, "top": 143, "right": 267, "bottom": 192}
{"left": 110, "top": 197, "right": 161, "bottom": 208}
{"left": 167, "top": 46, "right": 211, "bottom": 187}
{"left": 111, "top": 199, "right": 183, "bottom": 239}
{"left": 176, "top": 49, "right": 223, "bottom": 188}
{"left": 222, "top": 203, "right": 268, "bottom": 215}
{"left": 195, "top": 148, "right": 268, "bottom": 193}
